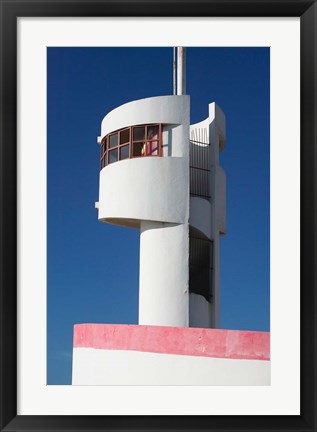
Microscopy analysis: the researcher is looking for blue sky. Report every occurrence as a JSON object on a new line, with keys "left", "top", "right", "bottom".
{"left": 47, "top": 47, "right": 270, "bottom": 385}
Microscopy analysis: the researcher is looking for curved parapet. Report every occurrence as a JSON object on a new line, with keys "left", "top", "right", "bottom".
{"left": 101, "top": 95, "right": 190, "bottom": 157}
{"left": 209, "top": 103, "right": 226, "bottom": 152}
{"left": 101, "top": 95, "right": 190, "bottom": 142}
{"left": 98, "top": 156, "right": 189, "bottom": 227}
{"left": 190, "top": 102, "right": 226, "bottom": 152}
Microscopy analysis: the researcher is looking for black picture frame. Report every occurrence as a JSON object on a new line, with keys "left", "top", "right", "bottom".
{"left": 1, "top": 1, "right": 316, "bottom": 431}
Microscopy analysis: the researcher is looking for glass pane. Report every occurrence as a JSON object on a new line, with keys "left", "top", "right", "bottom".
{"left": 120, "top": 145, "right": 129, "bottom": 160}
{"left": 109, "top": 149, "right": 118, "bottom": 164}
{"left": 147, "top": 125, "right": 159, "bottom": 140}
{"left": 120, "top": 129, "right": 130, "bottom": 144}
{"left": 100, "top": 157, "right": 105, "bottom": 169}
{"left": 133, "top": 127, "right": 145, "bottom": 141}
{"left": 133, "top": 142, "right": 145, "bottom": 157}
{"left": 109, "top": 133, "right": 118, "bottom": 148}
{"left": 148, "top": 141, "right": 159, "bottom": 155}
{"left": 105, "top": 137, "right": 108, "bottom": 150}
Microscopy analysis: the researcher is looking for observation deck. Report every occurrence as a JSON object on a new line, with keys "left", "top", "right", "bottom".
{"left": 97, "top": 95, "right": 190, "bottom": 229}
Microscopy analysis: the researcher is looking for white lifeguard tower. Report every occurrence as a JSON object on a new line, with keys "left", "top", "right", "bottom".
{"left": 96, "top": 48, "right": 226, "bottom": 328}
{"left": 72, "top": 48, "right": 270, "bottom": 386}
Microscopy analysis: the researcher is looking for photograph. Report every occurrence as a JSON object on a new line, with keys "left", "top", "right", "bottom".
{"left": 47, "top": 46, "right": 270, "bottom": 386}
{"left": 1, "top": 1, "right": 316, "bottom": 429}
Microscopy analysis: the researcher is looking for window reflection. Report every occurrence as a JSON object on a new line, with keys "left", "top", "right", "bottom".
{"left": 100, "top": 124, "right": 162, "bottom": 170}
{"left": 109, "top": 133, "right": 118, "bottom": 148}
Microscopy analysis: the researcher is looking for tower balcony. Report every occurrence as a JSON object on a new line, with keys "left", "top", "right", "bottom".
{"left": 97, "top": 95, "right": 190, "bottom": 228}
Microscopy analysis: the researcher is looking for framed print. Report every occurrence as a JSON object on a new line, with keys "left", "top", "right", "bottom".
{"left": 0, "top": 0, "right": 316, "bottom": 431}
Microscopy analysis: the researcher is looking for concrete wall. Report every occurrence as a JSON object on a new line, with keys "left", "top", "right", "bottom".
{"left": 98, "top": 156, "right": 188, "bottom": 228}
{"left": 189, "top": 102, "right": 226, "bottom": 328}
{"left": 139, "top": 221, "right": 189, "bottom": 327}
{"left": 101, "top": 95, "right": 190, "bottom": 139}
{"left": 72, "top": 348, "right": 270, "bottom": 386}
{"left": 72, "top": 324, "right": 270, "bottom": 386}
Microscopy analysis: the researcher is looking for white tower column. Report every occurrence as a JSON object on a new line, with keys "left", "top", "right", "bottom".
{"left": 138, "top": 221, "right": 189, "bottom": 327}
{"left": 98, "top": 96, "right": 190, "bottom": 327}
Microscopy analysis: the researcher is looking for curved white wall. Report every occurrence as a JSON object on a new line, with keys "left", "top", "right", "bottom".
{"left": 98, "top": 156, "right": 188, "bottom": 227}
{"left": 139, "top": 221, "right": 189, "bottom": 327}
{"left": 189, "top": 196, "right": 212, "bottom": 239}
{"left": 101, "top": 95, "right": 190, "bottom": 141}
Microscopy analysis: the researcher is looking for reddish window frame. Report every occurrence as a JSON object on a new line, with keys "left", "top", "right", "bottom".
{"left": 100, "top": 124, "right": 162, "bottom": 170}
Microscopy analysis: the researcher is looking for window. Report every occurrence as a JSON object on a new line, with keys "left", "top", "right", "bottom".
{"left": 100, "top": 124, "right": 162, "bottom": 170}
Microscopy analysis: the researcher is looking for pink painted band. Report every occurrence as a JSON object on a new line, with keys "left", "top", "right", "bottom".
{"left": 73, "top": 324, "right": 270, "bottom": 361}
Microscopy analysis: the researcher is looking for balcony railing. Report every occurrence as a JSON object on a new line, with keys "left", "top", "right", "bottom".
{"left": 189, "top": 140, "right": 211, "bottom": 200}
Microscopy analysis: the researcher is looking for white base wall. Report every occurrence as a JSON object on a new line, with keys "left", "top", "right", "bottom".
{"left": 72, "top": 347, "right": 270, "bottom": 386}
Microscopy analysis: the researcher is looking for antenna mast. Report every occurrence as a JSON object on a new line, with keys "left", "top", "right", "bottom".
{"left": 177, "top": 47, "right": 186, "bottom": 95}
{"left": 173, "top": 47, "right": 177, "bottom": 95}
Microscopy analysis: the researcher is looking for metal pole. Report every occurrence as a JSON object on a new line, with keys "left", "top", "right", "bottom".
{"left": 177, "top": 47, "right": 186, "bottom": 95}
{"left": 173, "top": 47, "right": 177, "bottom": 95}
